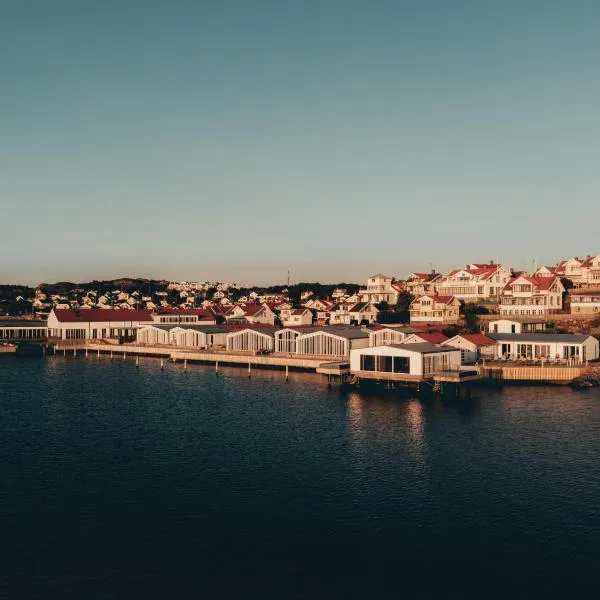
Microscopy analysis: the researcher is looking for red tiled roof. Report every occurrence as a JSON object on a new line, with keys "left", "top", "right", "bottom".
{"left": 504, "top": 276, "right": 558, "bottom": 291}
{"left": 459, "top": 333, "right": 496, "bottom": 347}
{"left": 52, "top": 308, "right": 153, "bottom": 323}
{"left": 415, "top": 332, "right": 449, "bottom": 344}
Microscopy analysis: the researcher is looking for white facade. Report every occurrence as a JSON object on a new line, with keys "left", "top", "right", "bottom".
{"left": 358, "top": 274, "right": 401, "bottom": 304}
{"left": 47, "top": 308, "right": 153, "bottom": 340}
{"left": 369, "top": 327, "right": 410, "bottom": 347}
{"left": 570, "top": 291, "right": 600, "bottom": 315}
{"left": 499, "top": 276, "right": 564, "bottom": 317}
{"left": 441, "top": 335, "right": 496, "bottom": 364}
{"left": 226, "top": 329, "right": 275, "bottom": 352}
{"left": 409, "top": 295, "right": 460, "bottom": 324}
{"left": 281, "top": 309, "right": 313, "bottom": 327}
{"left": 486, "top": 319, "right": 547, "bottom": 334}
{"left": 489, "top": 334, "right": 599, "bottom": 364}
{"left": 296, "top": 329, "right": 369, "bottom": 358}
{"left": 350, "top": 344, "right": 461, "bottom": 377}
{"left": 436, "top": 263, "right": 511, "bottom": 303}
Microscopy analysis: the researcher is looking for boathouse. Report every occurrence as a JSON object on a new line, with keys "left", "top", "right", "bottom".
{"left": 226, "top": 327, "right": 278, "bottom": 353}
{"left": 350, "top": 344, "right": 461, "bottom": 379}
{"left": 47, "top": 308, "right": 154, "bottom": 340}
{"left": 0, "top": 320, "right": 48, "bottom": 341}
{"left": 296, "top": 327, "right": 369, "bottom": 358}
{"left": 488, "top": 333, "right": 599, "bottom": 364}
{"left": 368, "top": 326, "right": 417, "bottom": 347}
{"left": 273, "top": 327, "right": 318, "bottom": 354}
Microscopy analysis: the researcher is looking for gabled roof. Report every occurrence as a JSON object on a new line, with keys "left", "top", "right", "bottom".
{"left": 410, "top": 332, "right": 449, "bottom": 344}
{"left": 455, "top": 333, "right": 496, "bottom": 347}
{"left": 504, "top": 276, "right": 559, "bottom": 291}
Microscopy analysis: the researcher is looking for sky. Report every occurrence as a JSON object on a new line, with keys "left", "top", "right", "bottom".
{"left": 1, "top": 0, "right": 599, "bottom": 286}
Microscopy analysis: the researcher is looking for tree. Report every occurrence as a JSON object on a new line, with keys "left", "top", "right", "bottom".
{"left": 394, "top": 291, "right": 414, "bottom": 324}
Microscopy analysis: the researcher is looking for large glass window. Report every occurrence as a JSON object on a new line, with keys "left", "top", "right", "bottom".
{"left": 361, "top": 355, "right": 376, "bottom": 371}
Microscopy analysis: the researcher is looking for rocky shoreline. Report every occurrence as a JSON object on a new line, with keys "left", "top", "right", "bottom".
{"left": 571, "top": 368, "right": 600, "bottom": 389}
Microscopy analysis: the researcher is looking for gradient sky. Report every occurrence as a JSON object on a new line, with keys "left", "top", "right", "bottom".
{"left": 1, "top": 0, "right": 599, "bottom": 286}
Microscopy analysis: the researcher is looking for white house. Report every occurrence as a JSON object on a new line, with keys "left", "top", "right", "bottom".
{"left": 405, "top": 271, "right": 442, "bottom": 297}
{"left": 442, "top": 334, "right": 496, "bottom": 364}
{"left": 552, "top": 256, "right": 600, "bottom": 287}
{"left": 485, "top": 319, "right": 547, "bottom": 334}
{"left": 358, "top": 274, "right": 403, "bottom": 305}
{"left": 136, "top": 325, "right": 228, "bottom": 348}
{"left": 436, "top": 263, "right": 511, "bottom": 303}
{"left": 499, "top": 276, "right": 564, "bottom": 317}
{"left": 350, "top": 344, "right": 461, "bottom": 379}
{"left": 281, "top": 308, "right": 313, "bottom": 327}
{"left": 570, "top": 290, "right": 600, "bottom": 315}
{"left": 242, "top": 303, "right": 277, "bottom": 326}
{"left": 409, "top": 295, "right": 460, "bottom": 324}
{"left": 488, "top": 333, "right": 599, "bottom": 364}
{"left": 403, "top": 332, "right": 449, "bottom": 345}
{"left": 330, "top": 302, "right": 379, "bottom": 326}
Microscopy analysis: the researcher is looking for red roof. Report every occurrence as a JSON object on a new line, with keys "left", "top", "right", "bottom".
{"left": 504, "top": 276, "right": 558, "bottom": 291}
{"left": 459, "top": 333, "right": 496, "bottom": 347}
{"left": 414, "top": 332, "right": 449, "bottom": 344}
{"left": 52, "top": 308, "right": 153, "bottom": 323}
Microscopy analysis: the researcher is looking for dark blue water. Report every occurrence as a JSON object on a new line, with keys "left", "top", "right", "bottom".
{"left": 1, "top": 356, "right": 599, "bottom": 599}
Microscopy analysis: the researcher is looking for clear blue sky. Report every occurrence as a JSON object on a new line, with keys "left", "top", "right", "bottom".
{"left": 1, "top": 0, "right": 599, "bottom": 286}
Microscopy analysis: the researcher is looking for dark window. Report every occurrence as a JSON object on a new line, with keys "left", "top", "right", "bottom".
{"left": 361, "top": 355, "right": 376, "bottom": 371}
{"left": 378, "top": 356, "right": 394, "bottom": 372}
{"left": 393, "top": 357, "right": 410, "bottom": 373}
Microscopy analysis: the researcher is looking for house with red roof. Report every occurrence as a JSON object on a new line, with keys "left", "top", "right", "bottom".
{"left": 405, "top": 271, "right": 443, "bottom": 297}
{"left": 442, "top": 333, "right": 496, "bottom": 364}
{"left": 409, "top": 295, "right": 460, "bottom": 325}
{"left": 499, "top": 275, "right": 565, "bottom": 317}
{"left": 436, "top": 262, "right": 511, "bottom": 303}
{"left": 403, "top": 332, "right": 450, "bottom": 345}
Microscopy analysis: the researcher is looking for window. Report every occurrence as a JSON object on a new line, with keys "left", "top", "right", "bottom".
{"left": 393, "top": 356, "right": 410, "bottom": 373}
{"left": 361, "top": 355, "right": 376, "bottom": 371}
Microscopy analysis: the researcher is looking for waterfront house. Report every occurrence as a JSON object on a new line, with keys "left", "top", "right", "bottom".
{"left": 274, "top": 327, "right": 317, "bottom": 353}
{"left": 488, "top": 333, "right": 599, "bottom": 364}
{"left": 499, "top": 276, "right": 564, "bottom": 317}
{"left": 441, "top": 334, "right": 496, "bottom": 364}
{"left": 485, "top": 319, "right": 547, "bottom": 334}
{"left": 409, "top": 295, "right": 460, "bottom": 324}
{"left": 350, "top": 344, "right": 461, "bottom": 379}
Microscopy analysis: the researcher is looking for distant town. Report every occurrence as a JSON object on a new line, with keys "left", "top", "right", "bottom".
{"left": 2, "top": 255, "right": 600, "bottom": 389}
